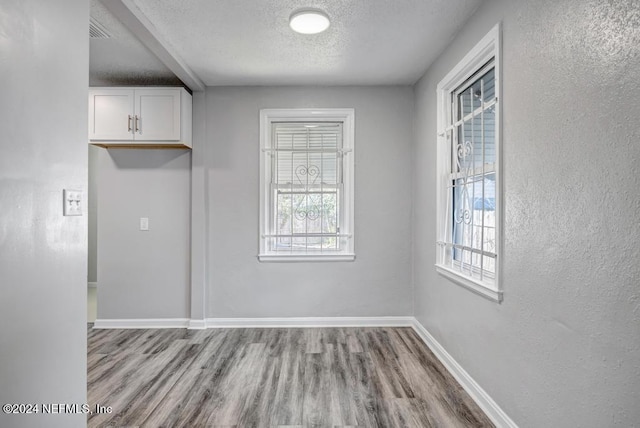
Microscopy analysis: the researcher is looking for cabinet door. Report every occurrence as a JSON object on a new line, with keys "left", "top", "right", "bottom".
{"left": 89, "top": 89, "right": 134, "bottom": 140}
{"left": 134, "top": 89, "right": 181, "bottom": 141}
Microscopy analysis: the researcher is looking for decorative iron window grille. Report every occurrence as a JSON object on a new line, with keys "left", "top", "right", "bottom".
{"left": 448, "top": 61, "right": 497, "bottom": 279}
{"left": 267, "top": 122, "right": 346, "bottom": 252}
{"left": 259, "top": 109, "right": 355, "bottom": 261}
{"left": 436, "top": 23, "right": 501, "bottom": 301}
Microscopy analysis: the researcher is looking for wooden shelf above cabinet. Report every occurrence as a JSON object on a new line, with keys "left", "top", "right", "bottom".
{"left": 90, "top": 142, "right": 192, "bottom": 149}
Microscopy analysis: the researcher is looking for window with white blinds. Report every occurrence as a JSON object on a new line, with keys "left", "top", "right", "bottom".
{"left": 259, "top": 109, "right": 355, "bottom": 261}
{"left": 436, "top": 23, "right": 502, "bottom": 302}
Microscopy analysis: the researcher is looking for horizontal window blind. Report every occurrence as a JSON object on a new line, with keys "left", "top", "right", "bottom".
{"left": 272, "top": 123, "right": 342, "bottom": 187}
{"left": 268, "top": 122, "right": 345, "bottom": 253}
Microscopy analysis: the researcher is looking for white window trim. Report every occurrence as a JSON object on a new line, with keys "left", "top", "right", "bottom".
{"left": 436, "top": 23, "right": 503, "bottom": 302}
{"left": 259, "top": 108, "right": 355, "bottom": 262}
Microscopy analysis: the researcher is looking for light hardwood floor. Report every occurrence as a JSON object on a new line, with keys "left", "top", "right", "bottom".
{"left": 88, "top": 326, "right": 493, "bottom": 427}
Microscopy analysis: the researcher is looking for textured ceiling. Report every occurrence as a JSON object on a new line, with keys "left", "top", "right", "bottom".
{"left": 89, "top": 0, "right": 183, "bottom": 86}
{"left": 91, "top": 0, "right": 483, "bottom": 87}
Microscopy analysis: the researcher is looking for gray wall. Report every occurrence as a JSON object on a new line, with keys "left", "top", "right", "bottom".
{"left": 96, "top": 149, "right": 191, "bottom": 319}
{"left": 412, "top": 0, "right": 640, "bottom": 426}
{"left": 0, "top": 0, "right": 89, "bottom": 427}
{"left": 88, "top": 145, "right": 99, "bottom": 283}
{"left": 205, "top": 86, "right": 413, "bottom": 318}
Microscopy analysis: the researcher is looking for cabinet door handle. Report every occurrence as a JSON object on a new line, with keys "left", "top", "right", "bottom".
{"left": 127, "top": 115, "right": 133, "bottom": 132}
{"left": 134, "top": 115, "right": 140, "bottom": 133}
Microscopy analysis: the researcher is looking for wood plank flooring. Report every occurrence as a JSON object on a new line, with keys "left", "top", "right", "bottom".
{"left": 87, "top": 326, "right": 493, "bottom": 427}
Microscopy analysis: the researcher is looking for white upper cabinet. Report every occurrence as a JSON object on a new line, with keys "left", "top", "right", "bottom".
{"left": 134, "top": 89, "right": 181, "bottom": 141}
{"left": 89, "top": 87, "right": 192, "bottom": 148}
{"left": 89, "top": 89, "right": 135, "bottom": 141}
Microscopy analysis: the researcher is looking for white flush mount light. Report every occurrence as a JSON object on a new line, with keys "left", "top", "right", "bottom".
{"left": 289, "top": 9, "right": 330, "bottom": 34}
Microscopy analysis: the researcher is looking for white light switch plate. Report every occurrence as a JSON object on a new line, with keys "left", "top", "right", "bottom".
{"left": 140, "top": 217, "right": 149, "bottom": 231}
{"left": 63, "top": 189, "right": 82, "bottom": 216}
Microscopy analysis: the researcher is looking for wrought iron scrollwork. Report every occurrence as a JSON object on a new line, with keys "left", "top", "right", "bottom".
{"left": 295, "top": 165, "right": 319, "bottom": 185}
{"left": 294, "top": 205, "right": 320, "bottom": 221}
{"left": 454, "top": 140, "right": 473, "bottom": 225}
{"left": 293, "top": 164, "right": 322, "bottom": 220}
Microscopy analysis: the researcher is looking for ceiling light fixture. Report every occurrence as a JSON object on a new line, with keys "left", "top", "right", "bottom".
{"left": 289, "top": 9, "right": 330, "bottom": 34}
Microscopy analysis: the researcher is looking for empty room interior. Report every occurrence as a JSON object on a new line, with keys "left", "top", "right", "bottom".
{"left": 1, "top": 0, "right": 639, "bottom": 427}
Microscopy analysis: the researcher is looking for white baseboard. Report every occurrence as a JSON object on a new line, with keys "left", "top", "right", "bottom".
{"left": 411, "top": 319, "right": 517, "bottom": 428}
{"left": 204, "top": 316, "right": 415, "bottom": 328}
{"left": 93, "top": 318, "right": 190, "bottom": 329}
{"left": 93, "top": 316, "right": 413, "bottom": 330}
{"left": 188, "top": 319, "right": 207, "bottom": 330}
{"left": 88, "top": 282, "right": 98, "bottom": 288}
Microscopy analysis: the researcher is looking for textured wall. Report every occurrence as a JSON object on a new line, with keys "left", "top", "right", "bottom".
{"left": 413, "top": 0, "right": 640, "bottom": 426}
{"left": 205, "top": 86, "right": 413, "bottom": 318}
{"left": 96, "top": 149, "right": 191, "bottom": 319}
{"left": 0, "top": 0, "right": 89, "bottom": 426}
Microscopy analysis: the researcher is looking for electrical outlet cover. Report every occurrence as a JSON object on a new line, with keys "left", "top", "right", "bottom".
{"left": 140, "top": 217, "right": 149, "bottom": 231}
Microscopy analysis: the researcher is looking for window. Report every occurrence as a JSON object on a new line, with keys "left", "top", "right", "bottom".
{"left": 259, "top": 109, "right": 355, "bottom": 261}
{"left": 436, "top": 24, "right": 502, "bottom": 302}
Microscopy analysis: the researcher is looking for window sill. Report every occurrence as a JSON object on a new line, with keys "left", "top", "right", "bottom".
{"left": 435, "top": 264, "right": 502, "bottom": 303}
{"left": 258, "top": 253, "right": 356, "bottom": 262}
